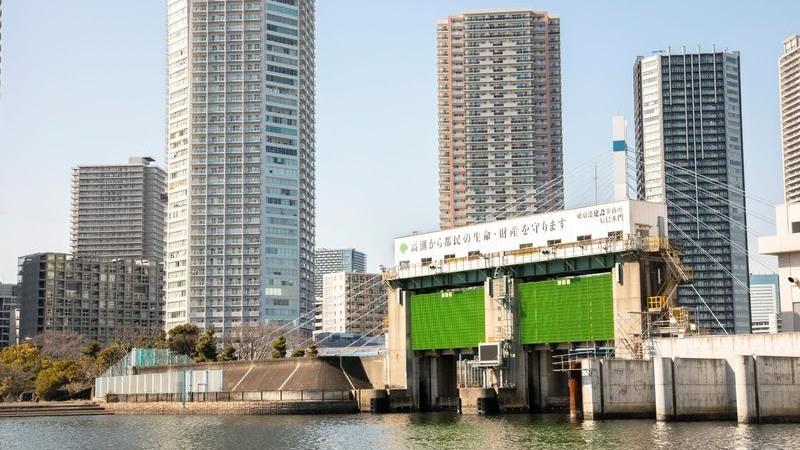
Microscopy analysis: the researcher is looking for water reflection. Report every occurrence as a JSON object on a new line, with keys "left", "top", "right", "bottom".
{"left": 1, "top": 413, "right": 798, "bottom": 450}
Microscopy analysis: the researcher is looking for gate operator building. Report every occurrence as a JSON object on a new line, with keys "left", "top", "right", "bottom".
{"left": 384, "top": 199, "right": 691, "bottom": 412}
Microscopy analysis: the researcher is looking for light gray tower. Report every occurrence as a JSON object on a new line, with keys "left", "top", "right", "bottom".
{"left": 165, "top": 0, "right": 316, "bottom": 338}
{"left": 634, "top": 49, "right": 750, "bottom": 334}
{"left": 437, "top": 9, "right": 563, "bottom": 229}
{"left": 71, "top": 156, "right": 166, "bottom": 260}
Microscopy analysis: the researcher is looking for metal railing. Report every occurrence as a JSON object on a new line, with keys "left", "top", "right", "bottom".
{"left": 390, "top": 235, "right": 666, "bottom": 281}
{"left": 106, "top": 390, "right": 354, "bottom": 403}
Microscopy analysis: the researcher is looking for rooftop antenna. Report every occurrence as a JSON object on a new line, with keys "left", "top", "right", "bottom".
{"left": 612, "top": 115, "right": 628, "bottom": 201}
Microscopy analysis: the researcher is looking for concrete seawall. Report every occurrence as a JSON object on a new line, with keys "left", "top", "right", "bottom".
{"left": 582, "top": 354, "right": 800, "bottom": 423}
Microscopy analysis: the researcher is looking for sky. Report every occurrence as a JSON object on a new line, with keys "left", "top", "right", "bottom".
{"left": 1, "top": 0, "right": 798, "bottom": 281}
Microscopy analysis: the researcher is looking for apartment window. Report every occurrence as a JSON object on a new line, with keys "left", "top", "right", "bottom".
{"left": 547, "top": 239, "right": 561, "bottom": 246}
{"left": 421, "top": 257, "right": 433, "bottom": 265}
{"left": 444, "top": 254, "right": 456, "bottom": 261}
{"left": 792, "top": 222, "right": 800, "bottom": 234}
{"left": 577, "top": 235, "right": 592, "bottom": 242}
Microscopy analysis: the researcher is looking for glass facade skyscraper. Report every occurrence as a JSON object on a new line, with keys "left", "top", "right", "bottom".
{"left": 634, "top": 50, "right": 751, "bottom": 334}
{"left": 165, "top": 0, "right": 315, "bottom": 338}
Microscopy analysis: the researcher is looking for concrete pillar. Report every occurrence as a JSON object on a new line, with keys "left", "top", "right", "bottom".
{"left": 654, "top": 357, "right": 675, "bottom": 421}
{"left": 539, "top": 351, "right": 551, "bottom": 410}
{"left": 568, "top": 362, "right": 583, "bottom": 420}
{"left": 430, "top": 356, "right": 439, "bottom": 408}
{"left": 581, "top": 358, "right": 603, "bottom": 420}
{"left": 612, "top": 261, "right": 643, "bottom": 360}
{"left": 734, "top": 355, "right": 759, "bottom": 424}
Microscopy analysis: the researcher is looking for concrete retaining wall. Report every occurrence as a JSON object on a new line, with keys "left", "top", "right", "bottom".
{"left": 673, "top": 358, "right": 735, "bottom": 420}
{"left": 582, "top": 359, "right": 655, "bottom": 419}
{"left": 755, "top": 356, "right": 800, "bottom": 422}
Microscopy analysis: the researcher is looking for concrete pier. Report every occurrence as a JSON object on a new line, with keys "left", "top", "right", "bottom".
{"left": 653, "top": 357, "right": 674, "bottom": 421}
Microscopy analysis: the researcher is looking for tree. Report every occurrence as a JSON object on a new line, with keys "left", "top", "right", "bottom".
{"left": 217, "top": 344, "right": 237, "bottom": 362}
{"left": 194, "top": 329, "right": 218, "bottom": 362}
{"left": 0, "top": 343, "right": 47, "bottom": 374}
{"left": 290, "top": 348, "right": 305, "bottom": 357}
{"left": 271, "top": 336, "right": 287, "bottom": 359}
{"left": 151, "top": 330, "right": 168, "bottom": 349}
{"left": 305, "top": 344, "right": 318, "bottom": 357}
{"left": 30, "top": 331, "right": 87, "bottom": 361}
{"left": 82, "top": 340, "right": 102, "bottom": 359}
{"left": 35, "top": 360, "right": 80, "bottom": 401}
{"left": 168, "top": 324, "right": 200, "bottom": 357}
{"left": 0, "top": 364, "right": 33, "bottom": 400}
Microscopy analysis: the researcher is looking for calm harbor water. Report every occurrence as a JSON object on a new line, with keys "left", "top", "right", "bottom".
{"left": 1, "top": 413, "right": 798, "bottom": 449}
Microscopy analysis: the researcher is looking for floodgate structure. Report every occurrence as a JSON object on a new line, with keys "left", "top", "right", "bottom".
{"left": 384, "top": 198, "right": 695, "bottom": 413}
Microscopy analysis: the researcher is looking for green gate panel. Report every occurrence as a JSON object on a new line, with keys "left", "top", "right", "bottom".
{"left": 519, "top": 273, "right": 614, "bottom": 344}
{"left": 411, "top": 287, "right": 485, "bottom": 350}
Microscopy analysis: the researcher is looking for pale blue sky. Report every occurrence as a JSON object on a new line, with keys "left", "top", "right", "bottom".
{"left": 0, "top": 0, "right": 798, "bottom": 281}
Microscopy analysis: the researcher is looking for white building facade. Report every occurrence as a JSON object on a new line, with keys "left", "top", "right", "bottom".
{"left": 759, "top": 34, "right": 800, "bottom": 332}
{"left": 320, "top": 272, "right": 386, "bottom": 336}
{"left": 749, "top": 274, "right": 781, "bottom": 334}
{"left": 165, "top": 0, "right": 316, "bottom": 338}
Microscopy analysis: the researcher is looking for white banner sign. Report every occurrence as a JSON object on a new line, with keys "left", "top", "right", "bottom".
{"left": 394, "top": 200, "right": 654, "bottom": 265}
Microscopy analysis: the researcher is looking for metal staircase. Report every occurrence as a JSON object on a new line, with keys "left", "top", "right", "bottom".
{"left": 642, "top": 240, "right": 694, "bottom": 348}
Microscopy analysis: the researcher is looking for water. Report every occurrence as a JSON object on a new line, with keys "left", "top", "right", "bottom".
{"left": 1, "top": 413, "right": 798, "bottom": 450}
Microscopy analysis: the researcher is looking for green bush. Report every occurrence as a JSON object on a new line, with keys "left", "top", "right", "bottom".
{"left": 194, "top": 329, "right": 218, "bottom": 362}
{"left": 217, "top": 345, "right": 237, "bottom": 362}
{"left": 290, "top": 348, "right": 305, "bottom": 357}
{"left": 271, "top": 336, "right": 287, "bottom": 359}
{"left": 305, "top": 344, "right": 318, "bottom": 357}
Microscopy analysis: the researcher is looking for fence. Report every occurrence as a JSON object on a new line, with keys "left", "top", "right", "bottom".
{"left": 95, "top": 369, "right": 223, "bottom": 399}
{"left": 106, "top": 390, "right": 353, "bottom": 403}
{"left": 101, "top": 348, "right": 193, "bottom": 378}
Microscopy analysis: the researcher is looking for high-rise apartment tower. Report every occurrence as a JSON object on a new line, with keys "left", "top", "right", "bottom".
{"left": 437, "top": 9, "right": 563, "bottom": 229}
{"left": 634, "top": 49, "right": 750, "bottom": 333}
{"left": 164, "top": 0, "right": 316, "bottom": 338}
{"left": 781, "top": 35, "right": 800, "bottom": 203}
{"left": 759, "top": 34, "right": 800, "bottom": 332}
{"left": 71, "top": 157, "right": 166, "bottom": 260}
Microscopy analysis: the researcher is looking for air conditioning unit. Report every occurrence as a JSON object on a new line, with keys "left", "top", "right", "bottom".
{"left": 477, "top": 342, "right": 502, "bottom": 367}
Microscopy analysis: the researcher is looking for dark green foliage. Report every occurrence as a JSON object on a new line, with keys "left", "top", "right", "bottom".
{"left": 168, "top": 324, "right": 200, "bottom": 357}
{"left": 217, "top": 345, "right": 237, "bottom": 362}
{"left": 194, "top": 329, "right": 218, "bottom": 362}
{"left": 271, "top": 336, "right": 287, "bottom": 359}
{"left": 304, "top": 344, "right": 318, "bottom": 357}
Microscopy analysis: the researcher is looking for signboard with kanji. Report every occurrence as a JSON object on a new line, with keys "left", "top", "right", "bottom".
{"left": 394, "top": 200, "right": 666, "bottom": 265}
